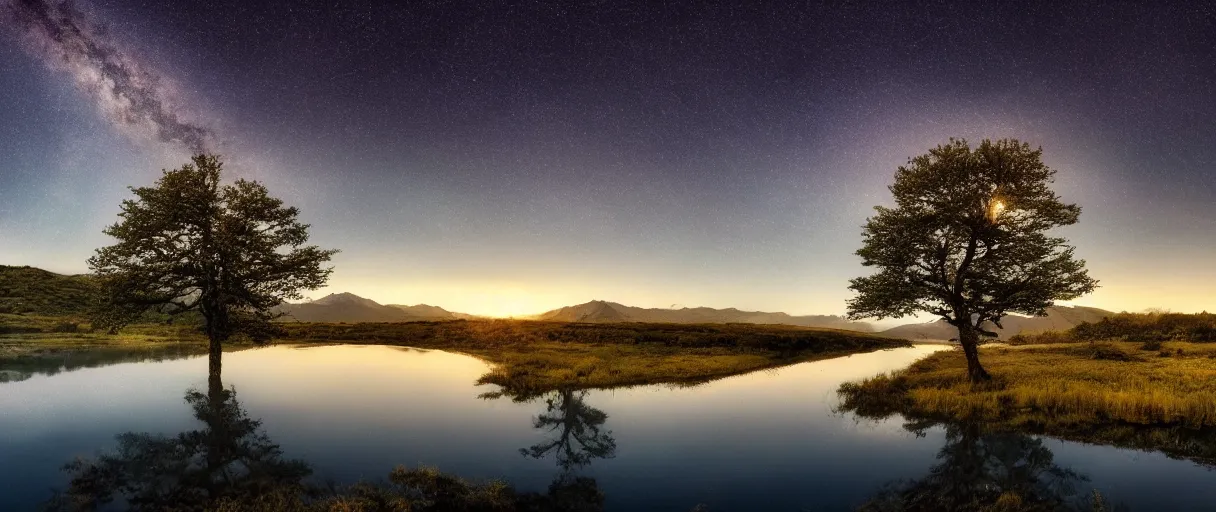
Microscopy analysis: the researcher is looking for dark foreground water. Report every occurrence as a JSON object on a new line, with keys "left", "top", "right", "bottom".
{"left": 2, "top": 344, "right": 1215, "bottom": 510}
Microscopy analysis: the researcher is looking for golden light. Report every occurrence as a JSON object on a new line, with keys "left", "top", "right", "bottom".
{"left": 989, "top": 199, "right": 1007, "bottom": 221}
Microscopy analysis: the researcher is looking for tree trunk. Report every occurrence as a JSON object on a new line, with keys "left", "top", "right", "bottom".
{"left": 957, "top": 325, "right": 991, "bottom": 383}
{"left": 207, "top": 335, "right": 223, "bottom": 398}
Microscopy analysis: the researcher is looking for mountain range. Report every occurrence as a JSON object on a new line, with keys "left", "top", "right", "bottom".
{"left": 275, "top": 292, "right": 473, "bottom": 323}
{"left": 533, "top": 300, "right": 873, "bottom": 331}
{"left": 875, "top": 305, "right": 1114, "bottom": 341}
{"left": 2, "top": 265, "right": 1117, "bottom": 337}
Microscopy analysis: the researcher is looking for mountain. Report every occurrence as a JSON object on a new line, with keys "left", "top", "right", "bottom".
{"left": 534, "top": 300, "right": 872, "bottom": 330}
{"left": 277, "top": 293, "right": 458, "bottom": 323}
{"left": 0, "top": 265, "right": 97, "bottom": 316}
{"left": 388, "top": 303, "right": 455, "bottom": 318}
{"left": 878, "top": 305, "right": 1115, "bottom": 341}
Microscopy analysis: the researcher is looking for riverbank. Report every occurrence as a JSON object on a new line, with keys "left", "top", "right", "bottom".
{"left": 279, "top": 320, "right": 908, "bottom": 398}
{"left": 2, "top": 318, "right": 908, "bottom": 396}
{"left": 837, "top": 341, "right": 1216, "bottom": 461}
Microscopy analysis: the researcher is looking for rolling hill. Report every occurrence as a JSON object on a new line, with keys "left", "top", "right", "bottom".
{"left": 878, "top": 305, "right": 1115, "bottom": 341}
{"left": 0, "top": 265, "right": 97, "bottom": 316}
{"left": 276, "top": 292, "right": 462, "bottom": 323}
{"left": 534, "top": 300, "right": 873, "bottom": 330}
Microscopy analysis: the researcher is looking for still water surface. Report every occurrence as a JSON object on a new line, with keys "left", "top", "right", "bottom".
{"left": 2, "top": 344, "right": 1215, "bottom": 510}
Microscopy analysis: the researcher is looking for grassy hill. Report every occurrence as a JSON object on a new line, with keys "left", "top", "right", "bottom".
{"left": 276, "top": 292, "right": 459, "bottom": 322}
{"left": 0, "top": 265, "right": 97, "bottom": 316}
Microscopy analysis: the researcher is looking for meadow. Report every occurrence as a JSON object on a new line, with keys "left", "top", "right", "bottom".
{"left": 1, "top": 315, "right": 906, "bottom": 398}
{"left": 837, "top": 312, "right": 1216, "bottom": 465}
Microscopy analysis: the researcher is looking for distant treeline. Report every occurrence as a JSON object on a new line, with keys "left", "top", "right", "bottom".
{"left": 278, "top": 319, "right": 899, "bottom": 353}
{"left": 1010, "top": 312, "right": 1216, "bottom": 345}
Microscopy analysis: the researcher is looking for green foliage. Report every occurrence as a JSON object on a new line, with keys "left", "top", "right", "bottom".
{"left": 88, "top": 155, "right": 337, "bottom": 344}
{"left": 1072, "top": 312, "right": 1216, "bottom": 343}
{"left": 1008, "top": 312, "right": 1216, "bottom": 346}
{"left": 847, "top": 138, "right": 1097, "bottom": 381}
{"left": 0, "top": 265, "right": 98, "bottom": 316}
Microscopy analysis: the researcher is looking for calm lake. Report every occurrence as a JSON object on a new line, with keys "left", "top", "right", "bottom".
{"left": 3, "top": 344, "right": 1215, "bottom": 510}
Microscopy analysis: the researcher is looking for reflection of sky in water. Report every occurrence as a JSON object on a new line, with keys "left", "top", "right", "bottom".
{"left": 2, "top": 344, "right": 1215, "bottom": 510}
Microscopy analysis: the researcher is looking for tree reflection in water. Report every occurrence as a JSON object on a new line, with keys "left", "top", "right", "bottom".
{"left": 521, "top": 389, "right": 617, "bottom": 474}
{"left": 516, "top": 388, "right": 616, "bottom": 510}
{"left": 44, "top": 358, "right": 311, "bottom": 511}
{"left": 858, "top": 422, "right": 1123, "bottom": 512}
{"left": 46, "top": 353, "right": 609, "bottom": 511}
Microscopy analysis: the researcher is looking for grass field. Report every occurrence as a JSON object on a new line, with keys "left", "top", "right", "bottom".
{"left": 837, "top": 340, "right": 1216, "bottom": 464}
{"left": 2, "top": 318, "right": 907, "bottom": 397}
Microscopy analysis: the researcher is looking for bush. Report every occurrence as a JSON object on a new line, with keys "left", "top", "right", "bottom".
{"left": 1078, "top": 342, "right": 1138, "bottom": 361}
{"left": 1008, "top": 330, "right": 1075, "bottom": 345}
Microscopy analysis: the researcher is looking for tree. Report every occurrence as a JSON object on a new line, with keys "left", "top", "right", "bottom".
{"left": 88, "top": 155, "right": 337, "bottom": 378}
{"left": 847, "top": 139, "right": 1097, "bottom": 382}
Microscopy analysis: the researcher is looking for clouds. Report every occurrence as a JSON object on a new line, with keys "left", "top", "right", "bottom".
{"left": 3, "top": 0, "right": 213, "bottom": 153}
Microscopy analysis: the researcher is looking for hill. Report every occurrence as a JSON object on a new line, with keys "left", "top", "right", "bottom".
{"left": 0, "top": 265, "right": 97, "bottom": 316}
{"left": 878, "top": 305, "right": 1115, "bottom": 341}
{"left": 276, "top": 292, "right": 460, "bottom": 323}
{"left": 534, "top": 300, "right": 872, "bottom": 330}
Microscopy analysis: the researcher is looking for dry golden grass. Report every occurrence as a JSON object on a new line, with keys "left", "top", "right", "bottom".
{"left": 465, "top": 341, "right": 853, "bottom": 400}
{"left": 841, "top": 341, "right": 1216, "bottom": 429}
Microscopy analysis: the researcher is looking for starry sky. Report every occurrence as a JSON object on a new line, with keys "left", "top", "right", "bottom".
{"left": 0, "top": 0, "right": 1213, "bottom": 319}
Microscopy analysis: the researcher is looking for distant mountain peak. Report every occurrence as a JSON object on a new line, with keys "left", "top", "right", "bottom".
{"left": 535, "top": 300, "right": 871, "bottom": 330}
{"left": 878, "top": 305, "right": 1116, "bottom": 341}
{"left": 278, "top": 292, "right": 464, "bottom": 323}
{"left": 313, "top": 292, "right": 381, "bottom": 307}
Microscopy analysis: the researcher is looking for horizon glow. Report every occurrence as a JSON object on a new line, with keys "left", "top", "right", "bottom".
{"left": 1, "top": 1, "right": 1212, "bottom": 321}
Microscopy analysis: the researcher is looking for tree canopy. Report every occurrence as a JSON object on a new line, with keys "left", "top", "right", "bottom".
{"left": 847, "top": 139, "right": 1097, "bottom": 381}
{"left": 88, "top": 155, "right": 337, "bottom": 352}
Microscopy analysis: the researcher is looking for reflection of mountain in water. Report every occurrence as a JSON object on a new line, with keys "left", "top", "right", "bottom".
{"left": 858, "top": 423, "right": 1113, "bottom": 512}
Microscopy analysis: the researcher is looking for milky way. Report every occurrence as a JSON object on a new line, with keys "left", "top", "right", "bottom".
{"left": 0, "top": 0, "right": 1213, "bottom": 318}
{"left": 3, "top": 0, "right": 213, "bottom": 153}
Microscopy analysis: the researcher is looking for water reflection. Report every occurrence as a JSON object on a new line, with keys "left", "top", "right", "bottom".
{"left": 43, "top": 352, "right": 609, "bottom": 511}
{"left": 521, "top": 389, "right": 617, "bottom": 475}
{"left": 44, "top": 357, "right": 311, "bottom": 511}
{"left": 516, "top": 389, "right": 615, "bottom": 510}
{"left": 858, "top": 423, "right": 1110, "bottom": 512}
{"left": 0, "top": 343, "right": 210, "bottom": 383}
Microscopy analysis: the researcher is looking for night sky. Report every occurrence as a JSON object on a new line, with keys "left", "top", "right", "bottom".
{"left": 1, "top": 0, "right": 1213, "bottom": 319}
